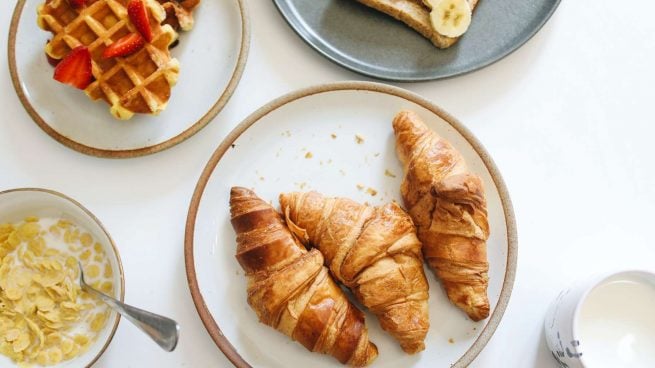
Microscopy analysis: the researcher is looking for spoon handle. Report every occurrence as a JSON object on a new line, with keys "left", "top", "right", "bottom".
{"left": 83, "top": 286, "right": 180, "bottom": 351}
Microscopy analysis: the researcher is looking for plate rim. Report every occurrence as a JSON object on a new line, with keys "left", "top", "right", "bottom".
{"left": 272, "top": 0, "right": 561, "bottom": 82}
{"left": 184, "top": 81, "right": 518, "bottom": 368}
{"left": 0, "top": 187, "right": 126, "bottom": 368}
{"left": 7, "top": 0, "right": 251, "bottom": 159}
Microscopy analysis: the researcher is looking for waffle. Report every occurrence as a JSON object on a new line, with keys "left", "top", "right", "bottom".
{"left": 158, "top": 0, "right": 199, "bottom": 31}
{"left": 37, "top": 0, "right": 180, "bottom": 120}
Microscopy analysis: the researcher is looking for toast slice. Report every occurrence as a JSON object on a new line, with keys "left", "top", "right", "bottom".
{"left": 355, "top": 0, "right": 479, "bottom": 48}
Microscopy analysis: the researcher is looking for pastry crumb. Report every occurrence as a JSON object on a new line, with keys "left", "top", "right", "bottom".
{"left": 448, "top": 338, "right": 455, "bottom": 344}
{"left": 384, "top": 169, "right": 396, "bottom": 178}
{"left": 259, "top": 177, "right": 265, "bottom": 181}
{"left": 327, "top": 159, "right": 333, "bottom": 164}
{"left": 339, "top": 169, "right": 346, "bottom": 176}
{"left": 355, "top": 134, "right": 365, "bottom": 144}
{"left": 281, "top": 130, "right": 292, "bottom": 137}
{"left": 295, "top": 182, "right": 307, "bottom": 190}
{"left": 305, "top": 152, "right": 313, "bottom": 159}
{"left": 331, "top": 133, "right": 337, "bottom": 139}
{"left": 374, "top": 152, "right": 380, "bottom": 157}
{"left": 366, "top": 188, "right": 377, "bottom": 196}
{"left": 231, "top": 144, "right": 236, "bottom": 149}
{"left": 356, "top": 184, "right": 365, "bottom": 190}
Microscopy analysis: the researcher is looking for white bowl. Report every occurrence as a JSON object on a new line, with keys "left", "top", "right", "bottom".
{"left": 0, "top": 188, "right": 125, "bottom": 368}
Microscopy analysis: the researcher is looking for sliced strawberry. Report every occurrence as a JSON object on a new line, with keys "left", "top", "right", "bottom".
{"left": 53, "top": 46, "right": 93, "bottom": 89}
{"left": 102, "top": 33, "right": 145, "bottom": 59}
{"left": 69, "top": 0, "right": 86, "bottom": 8}
{"left": 128, "top": 0, "right": 153, "bottom": 42}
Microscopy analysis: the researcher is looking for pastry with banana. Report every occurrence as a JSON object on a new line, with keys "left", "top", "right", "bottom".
{"left": 355, "top": 0, "right": 478, "bottom": 48}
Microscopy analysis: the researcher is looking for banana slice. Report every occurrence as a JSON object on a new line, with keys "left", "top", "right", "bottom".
{"left": 426, "top": 0, "right": 472, "bottom": 38}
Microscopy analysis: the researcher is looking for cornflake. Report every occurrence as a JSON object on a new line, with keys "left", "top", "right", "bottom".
{"left": 0, "top": 217, "right": 115, "bottom": 366}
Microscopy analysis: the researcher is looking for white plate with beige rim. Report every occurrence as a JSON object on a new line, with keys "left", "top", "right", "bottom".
{"left": 8, "top": 0, "right": 249, "bottom": 158}
{"left": 0, "top": 188, "right": 124, "bottom": 367}
{"left": 185, "top": 82, "right": 517, "bottom": 367}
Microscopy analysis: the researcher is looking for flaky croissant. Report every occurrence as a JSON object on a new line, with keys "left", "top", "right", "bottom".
{"left": 230, "top": 187, "right": 378, "bottom": 366}
{"left": 392, "top": 110, "right": 490, "bottom": 321}
{"left": 279, "top": 191, "right": 430, "bottom": 354}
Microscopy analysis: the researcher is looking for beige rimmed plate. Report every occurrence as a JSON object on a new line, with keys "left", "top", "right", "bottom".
{"left": 8, "top": 0, "right": 250, "bottom": 158}
{"left": 0, "top": 188, "right": 125, "bottom": 368}
{"left": 185, "top": 82, "right": 517, "bottom": 367}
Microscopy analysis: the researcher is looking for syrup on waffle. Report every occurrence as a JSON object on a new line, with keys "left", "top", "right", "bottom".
{"left": 38, "top": 0, "right": 180, "bottom": 120}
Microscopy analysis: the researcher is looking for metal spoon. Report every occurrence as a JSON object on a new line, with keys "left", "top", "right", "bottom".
{"left": 78, "top": 262, "right": 180, "bottom": 351}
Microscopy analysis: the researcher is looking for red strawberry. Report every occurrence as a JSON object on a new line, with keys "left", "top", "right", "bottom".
{"left": 128, "top": 0, "right": 153, "bottom": 42}
{"left": 53, "top": 46, "right": 93, "bottom": 90}
{"left": 69, "top": 0, "right": 86, "bottom": 8}
{"left": 102, "top": 33, "right": 145, "bottom": 59}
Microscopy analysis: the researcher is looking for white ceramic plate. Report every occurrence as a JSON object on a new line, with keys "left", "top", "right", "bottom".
{"left": 0, "top": 188, "right": 124, "bottom": 368}
{"left": 8, "top": 0, "right": 249, "bottom": 158}
{"left": 185, "top": 82, "right": 517, "bottom": 368}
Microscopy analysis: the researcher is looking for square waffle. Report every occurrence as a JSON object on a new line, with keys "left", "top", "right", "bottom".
{"left": 38, "top": 0, "right": 180, "bottom": 120}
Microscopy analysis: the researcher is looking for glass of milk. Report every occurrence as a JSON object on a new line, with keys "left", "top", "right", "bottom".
{"left": 544, "top": 270, "right": 655, "bottom": 368}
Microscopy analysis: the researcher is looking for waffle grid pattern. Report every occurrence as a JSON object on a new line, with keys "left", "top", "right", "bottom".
{"left": 38, "top": 0, "right": 180, "bottom": 119}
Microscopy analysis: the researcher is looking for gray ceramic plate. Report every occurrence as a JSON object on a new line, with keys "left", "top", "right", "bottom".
{"left": 273, "top": 0, "right": 560, "bottom": 81}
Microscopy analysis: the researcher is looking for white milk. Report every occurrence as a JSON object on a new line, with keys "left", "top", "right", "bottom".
{"left": 577, "top": 275, "right": 655, "bottom": 368}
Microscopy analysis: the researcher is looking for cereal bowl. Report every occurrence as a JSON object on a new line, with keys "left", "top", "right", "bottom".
{"left": 0, "top": 188, "right": 124, "bottom": 368}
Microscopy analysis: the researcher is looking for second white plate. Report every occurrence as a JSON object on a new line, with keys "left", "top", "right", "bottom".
{"left": 185, "top": 82, "right": 517, "bottom": 368}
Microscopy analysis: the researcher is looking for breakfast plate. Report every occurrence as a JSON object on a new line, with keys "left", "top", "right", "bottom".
{"left": 8, "top": 0, "right": 249, "bottom": 158}
{"left": 0, "top": 188, "right": 124, "bottom": 368}
{"left": 273, "top": 0, "right": 560, "bottom": 81}
{"left": 185, "top": 82, "right": 517, "bottom": 367}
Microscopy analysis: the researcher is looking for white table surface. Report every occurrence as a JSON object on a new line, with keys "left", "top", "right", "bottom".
{"left": 1, "top": 1, "right": 654, "bottom": 367}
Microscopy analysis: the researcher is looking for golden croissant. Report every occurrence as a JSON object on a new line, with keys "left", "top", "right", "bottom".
{"left": 392, "top": 110, "right": 490, "bottom": 321}
{"left": 230, "top": 187, "right": 378, "bottom": 366}
{"left": 279, "top": 191, "right": 430, "bottom": 354}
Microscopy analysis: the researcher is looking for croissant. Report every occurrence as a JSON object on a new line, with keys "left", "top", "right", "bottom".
{"left": 279, "top": 191, "right": 430, "bottom": 354}
{"left": 230, "top": 187, "right": 378, "bottom": 366}
{"left": 392, "top": 110, "right": 490, "bottom": 321}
